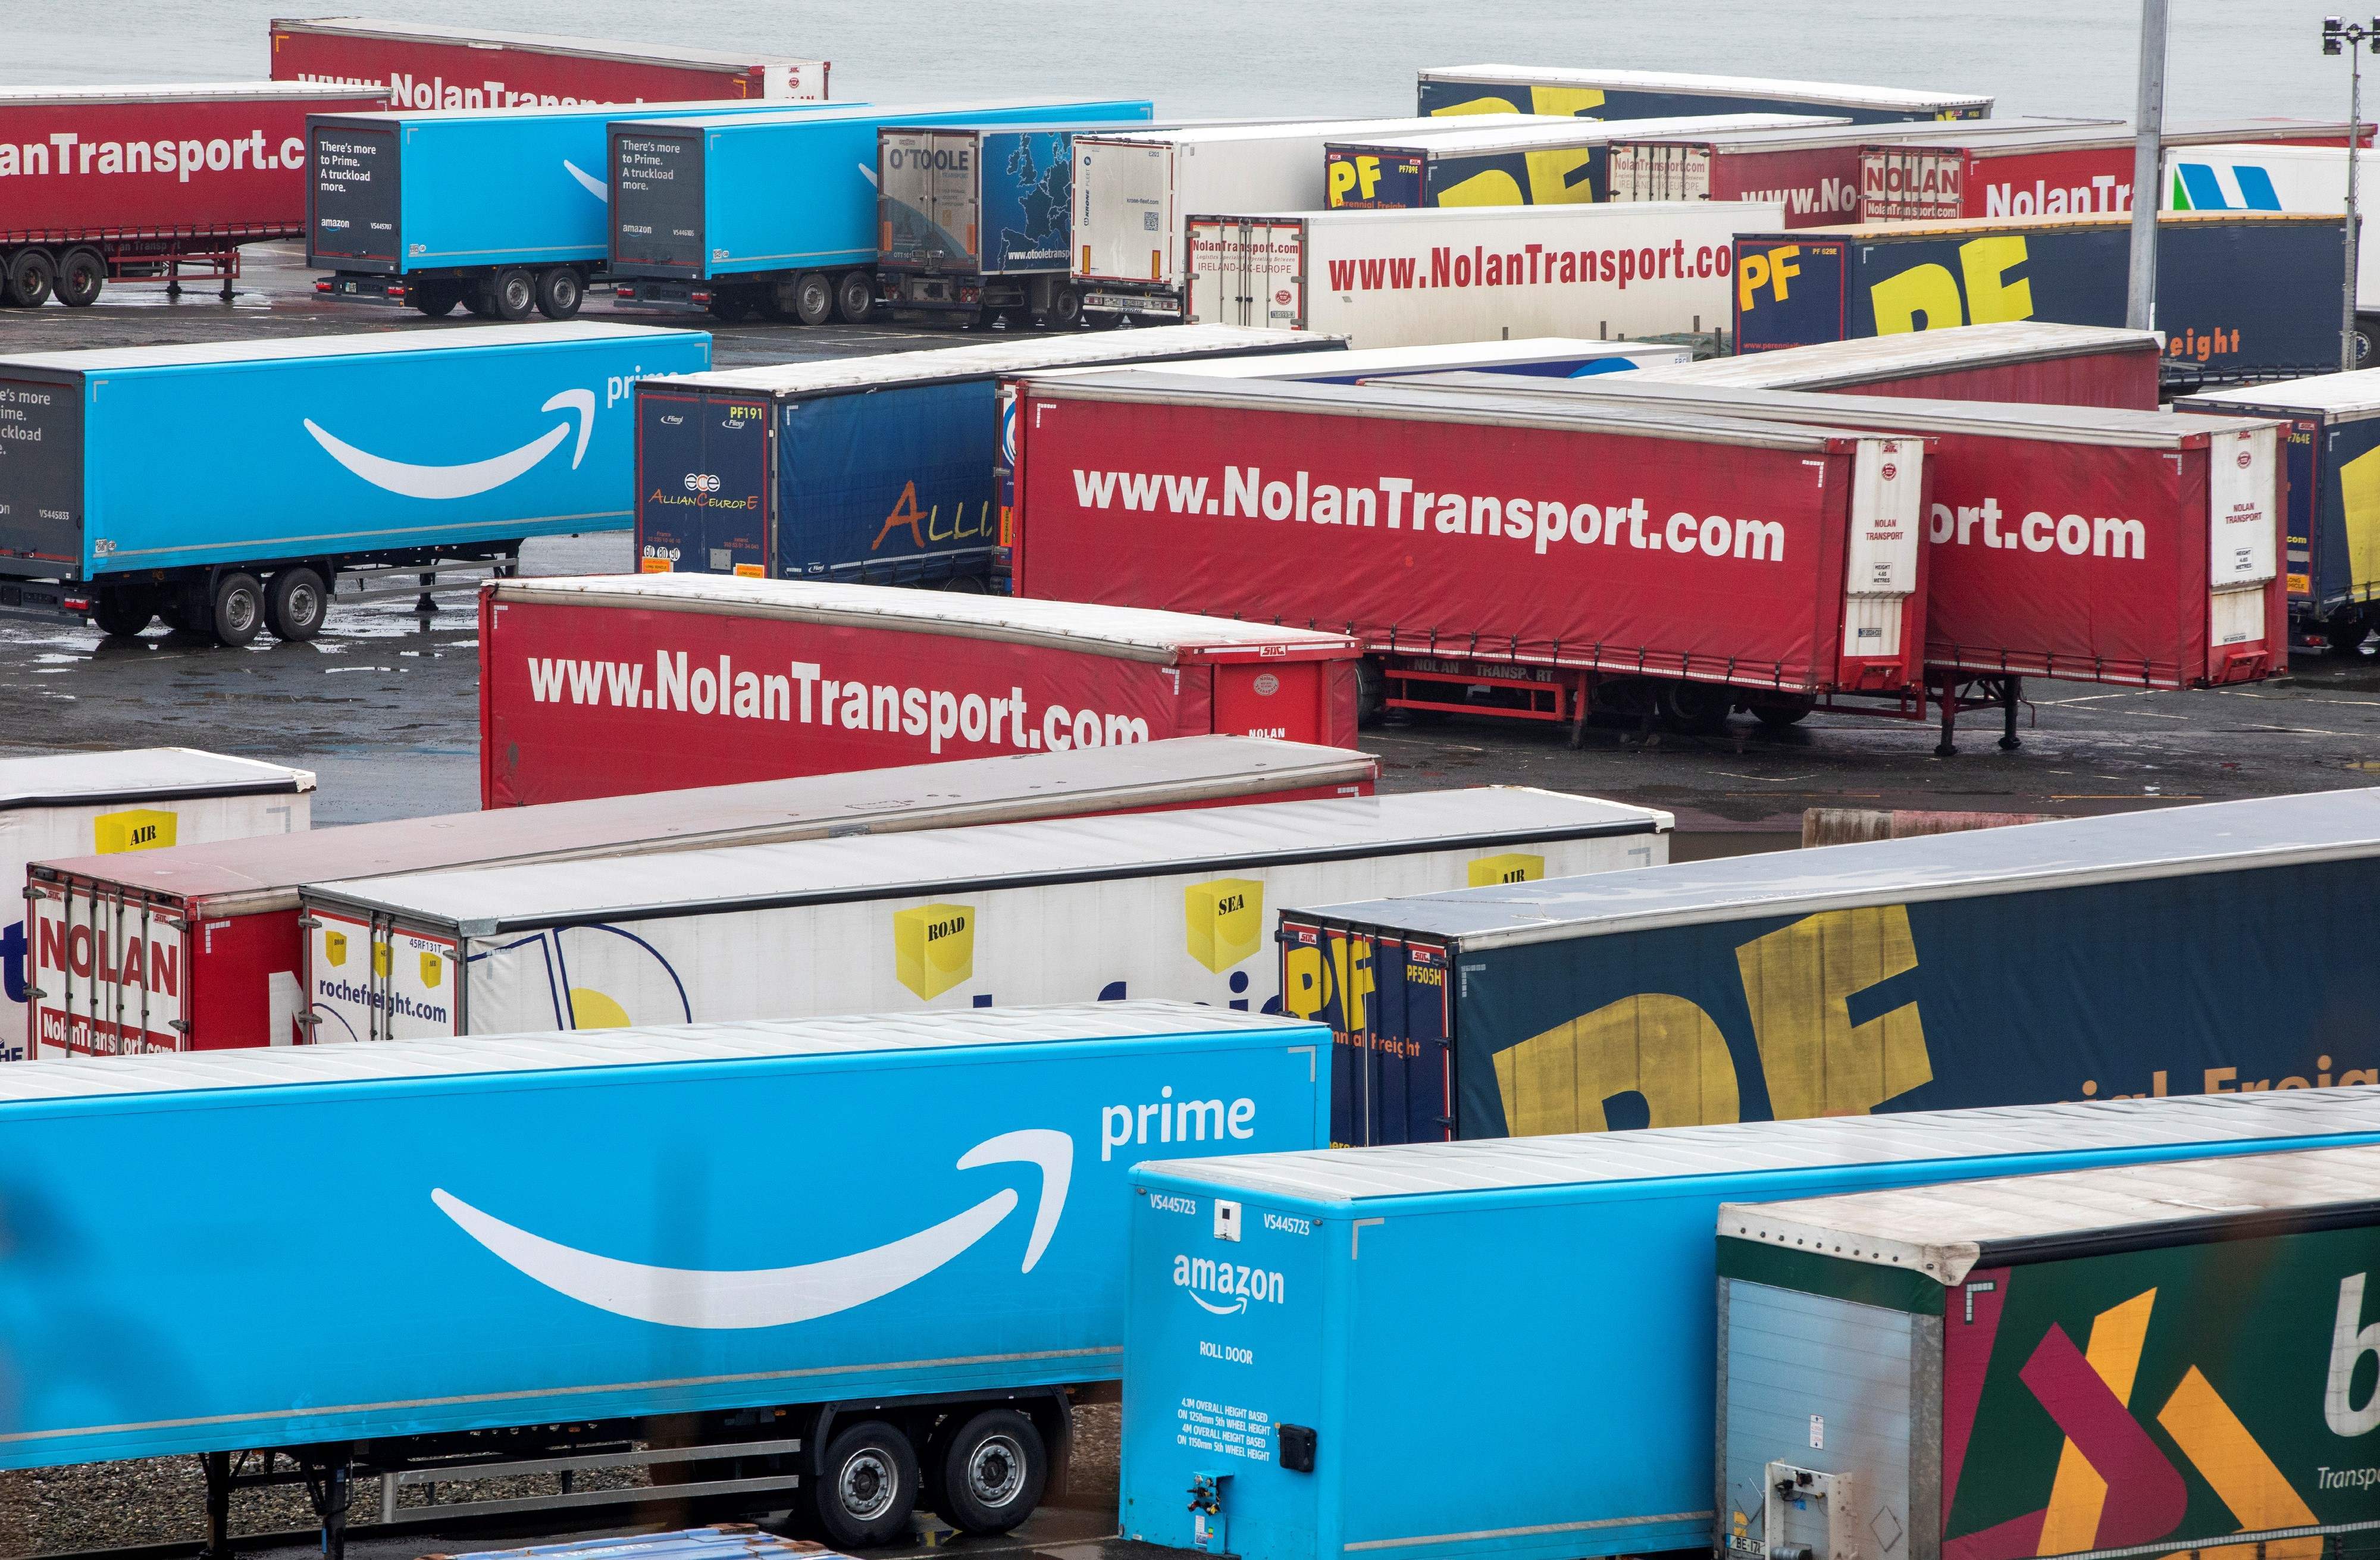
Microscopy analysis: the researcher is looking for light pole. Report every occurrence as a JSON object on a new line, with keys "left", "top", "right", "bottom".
{"left": 2324, "top": 17, "right": 2379, "bottom": 371}
{"left": 2125, "top": 0, "right": 2168, "bottom": 332}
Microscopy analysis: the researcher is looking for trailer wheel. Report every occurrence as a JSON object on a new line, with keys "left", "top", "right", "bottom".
{"left": 264, "top": 567, "right": 329, "bottom": 642}
{"left": 1658, "top": 679, "right": 1734, "bottom": 734}
{"left": 940, "top": 574, "right": 989, "bottom": 594}
{"left": 88, "top": 587, "right": 155, "bottom": 638}
{"left": 535, "top": 268, "right": 585, "bottom": 319}
{"left": 1752, "top": 697, "right": 1816, "bottom": 730}
{"left": 5, "top": 249, "right": 56, "bottom": 308}
{"left": 932, "top": 1409, "right": 1045, "bottom": 1536}
{"left": 412, "top": 282, "right": 461, "bottom": 318}
{"left": 54, "top": 248, "right": 105, "bottom": 308}
{"left": 810, "top": 1420, "right": 917, "bottom": 1548}
{"left": 1354, "top": 657, "right": 1388, "bottom": 726}
{"left": 790, "top": 271, "right": 835, "bottom": 326}
{"left": 2326, "top": 614, "right": 2371, "bottom": 653}
{"left": 834, "top": 270, "right": 876, "bottom": 324}
{"left": 207, "top": 572, "right": 265, "bottom": 648}
{"left": 1040, "top": 284, "right": 1084, "bottom": 330}
{"left": 487, "top": 268, "right": 536, "bottom": 322}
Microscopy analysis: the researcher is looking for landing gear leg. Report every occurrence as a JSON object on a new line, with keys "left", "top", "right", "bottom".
{"left": 1934, "top": 682, "right": 1958, "bottom": 759}
{"left": 1999, "top": 676, "right": 2023, "bottom": 751}
{"left": 303, "top": 1452, "right": 354, "bottom": 1560}
{"left": 202, "top": 1451, "right": 233, "bottom": 1560}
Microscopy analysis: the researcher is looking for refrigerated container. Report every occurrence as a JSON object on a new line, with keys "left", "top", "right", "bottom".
{"left": 23, "top": 737, "right": 1376, "bottom": 1056}
{"left": 1635, "top": 319, "right": 2165, "bottom": 408}
{"left": 296, "top": 787, "right": 1673, "bottom": 1042}
{"left": 270, "top": 17, "right": 828, "bottom": 105}
{"left": 1416, "top": 65, "right": 1990, "bottom": 124}
{"left": 1321, "top": 112, "right": 1835, "bottom": 210}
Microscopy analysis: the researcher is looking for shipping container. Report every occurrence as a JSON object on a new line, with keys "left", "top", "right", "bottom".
{"left": 1606, "top": 117, "right": 2116, "bottom": 229}
{"left": 270, "top": 17, "right": 829, "bottom": 106}
{"left": 478, "top": 575, "right": 1366, "bottom": 804}
{"left": 634, "top": 325, "right": 1341, "bottom": 587}
{"left": 1321, "top": 113, "right": 1836, "bottom": 211}
{"left": 1281, "top": 786, "right": 2380, "bottom": 1148}
{"left": 1389, "top": 371, "right": 2288, "bottom": 744}
{"left": 1010, "top": 371, "right": 1927, "bottom": 732}
{"left": 1118, "top": 1089, "right": 2380, "bottom": 1560}
{"left": 2164, "top": 142, "right": 2380, "bottom": 359}
{"left": 1636, "top": 319, "right": 2165, "bottom": 408}
{"left": 1, "top": 750, "right": 311, "bottom": 1061}
{"left": 24, "top": 737, "right": 1376, "bottom": 1058}
{"left": 1716, "top": 1144, "right": 2380, "bottom": 1560}
{"left": 1066, "top": 117, "right": 1539, "bottom": 322}
{"left": 0, "top": 82, "right": 387, "bottom": 306}
{"left": 298, "top": 788, "right": 1671, "bottom": 1042}
{"left": 1416, "top": 65, "right": 1991, "bottom": 124}
{"left": 1184, "top": 202, "right": 1781, "bottom": 347}
{"left": 607, "top": 99, "right": 1151, "bottom": 323}
{"left": 0, "top": 324, "right": 710, "bottom": 645}
{"left": 2177, "top": 370, "right": 2380, "bottom": 645}
{"left": 0, "top": 1002, "right": 1332, "bottom": 1556}
{"left": 1731, "top": 212, "right": 2348, "bottom": 387}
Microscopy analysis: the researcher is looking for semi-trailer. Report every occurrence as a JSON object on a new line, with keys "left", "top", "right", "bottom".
{"left": 633, "top": 325, "right": 1341, "bottom": 588}
{"left": 295, "top": 788, "right": 1671, "bottom": 1042}
{"left": 1, "top": 750, "right": 312, "bottom": 1061}
{"left": 1182, "top": 201, "right": 1783, "bottom": 346}
{"left": 1008, "top": 371, "right": 1927, "bottom": 733}
{"left": 477, "top": 575, "right": 1366, "bottom": 804}
{"left": 304, "top": 97, "right": 843, "bottom": 318}
{"left": 0, "top": 323, "right": 710, "bottom": 645}
{"left": 1635, "top": 319, "right": 2166, "bottom": 408}
{"left": 0, "top": 81, "right": 388, "bottom": 307}
{"left": 2165, "top": 142, "right": 2380, "bottom": 361}
{"left": 24, "top": 737, "right": 1376, "bottom": 1057}
{"left": 1118, "top": 1089, "right": 2380, "bottom": 1560}
{"left": 1320, "top": 112, "right": 1836, "bottom": 210}
{"left": 269, "top": 17, "right": 829, "bottom": 105}
{"left": 1390, "top": 371, "right": 2288, "bottom": 747}
{"left": 1731, "top": 211, "right": 2348, "bottom": 386}
{"left": 607, "top": 99, "right": 1152, "bottom": 324}
{"left": 1279, "top": 786, "right": 2380, "bottom": 1147}
{"left": 1416, "top": 65, "right": 1991, "bottom": 124}
{"left": 1716, "top": 1144, "right": 2380, "bottom": 1560}
{"left": 0, "top": 1002, "right": 1333, "bottom": 1556}
{"left": 1085, "top": 339, "right": 1696, "bottom": 381}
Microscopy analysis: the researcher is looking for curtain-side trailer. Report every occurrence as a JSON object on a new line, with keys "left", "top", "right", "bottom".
{"left": 1415, "top": 65, "right": 1991, "bottom": 124}
{"left": 1320, "top": 112, "right": 1834, "bottom": 210}
{"left": 269, "top": 17, "right": 828, "bottom": 105}
{"left": 1634, "top": 319, "right": 2166, "bottom": 408}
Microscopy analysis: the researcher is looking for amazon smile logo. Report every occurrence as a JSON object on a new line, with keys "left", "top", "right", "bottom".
{"left": 432, "top": 1129, "right": 1070, "bottom": 1331}
{"left": 305, "top": 390, "right": 596, "bottom": 501}
{"left": 563, "top": 159, "right": 608, "bottom": 202}
{"left": 1173, "top": 1252, "right": 1285, "bottom": 1315}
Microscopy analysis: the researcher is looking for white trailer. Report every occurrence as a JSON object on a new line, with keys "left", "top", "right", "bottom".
{"left": 2, "top": 749, "right": 312, "bottom": 1060}
{"left": 1069, "top": 116, "right": 1540, "bottom": 321}
{"left": 299, "top": 787, "right": 1670, "bottom": 1042}
{"left": 1183, "top": 201, "right": 1781, "bottom": 347}
{"left": 2163, "top": 142, "right": 2380, "bottom": 353}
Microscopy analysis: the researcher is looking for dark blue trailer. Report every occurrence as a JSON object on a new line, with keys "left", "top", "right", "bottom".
{"left": 1416, "top": 65, "right": 1990, "bottom": 124}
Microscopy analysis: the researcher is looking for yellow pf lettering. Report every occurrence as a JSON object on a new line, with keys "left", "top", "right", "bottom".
{"left": 1527, "top": 85, "right": 1606, "bottom": 118}
{"left": 1433, "top": 93, "right": 1526, "bottom": 118}
{"left": 1737, "top": 253, "right": 1771, "bottom": 312}
{"left": 1734, "top": 905, "right": 1934, "bottom": 1120}
{"left": 1327, "top": 158, "right": 1355, "bottom": 206}
{"left": 1489, "top": 993, "right": 1742, "bottom": 1135}
{"left": 1438, "top": 168, "right": 1525, "bottom": 207}
{"left": 1869, "top": 262, "right": 1966, "bottom": 334}
{"left": 2338, "top": 443, "right": 2380, "bottom": 596}
{"left": 1282, "top": 944, "right": 1325, "bottom": 1019}
{"left": 1358, "top": 155, "right": 1381, "bottom": 201}
{"left": 1523, "top": 146, "right": 1596, "bottom": 205}
{"left": 1959, "top": 234, "right": 2034, "bottom": 323}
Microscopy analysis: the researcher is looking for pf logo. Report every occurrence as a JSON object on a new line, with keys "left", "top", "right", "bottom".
{"left": 683, "top": 472, "right": 723, "bottom": 494}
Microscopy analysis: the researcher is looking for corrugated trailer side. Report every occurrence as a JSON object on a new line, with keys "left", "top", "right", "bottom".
{"left": 1635, "top": 320, "right": 2166, "bottom": 409}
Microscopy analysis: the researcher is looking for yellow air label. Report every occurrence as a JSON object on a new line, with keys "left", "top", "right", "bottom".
{"left": 1468, "top": 852, "right": 1544, "bottom": 888}
{"left": 92, "top": 809, "right": 177, "bottom": 854}
{"left": 1185, "top": 878, "right": 1264, "bottom": 973}
{"left": 895, "top": 902, "right": 975, "bottom": 1000}
{"left": 323, "top": 929, "right": 349, "bottom": 967}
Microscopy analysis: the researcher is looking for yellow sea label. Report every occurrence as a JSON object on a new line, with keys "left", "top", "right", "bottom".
{"left": 1468, "top": 853, "right": 1544, "bottom": 888}
{"left": 1185, "top": 878, "right": 1264, "bottom": 973}
{"left": 895, "top": 902, "right": 975, "bottom": 1000}
{"left": 92, "top": 809, "right": 176, "bottom": 854}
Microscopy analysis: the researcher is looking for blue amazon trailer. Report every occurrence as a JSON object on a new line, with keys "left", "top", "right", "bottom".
{"left": 607, "top": 97, "right": 1151, "bottom": 325}
{"left": 0, "top": 1003, "right": 1330, "bottom": 1556}
{"left": 304, "top": 98, "right": 841, "bottom": 319}
{"left": 1120, "top": 1089, "right": 2380, "bottom": 1560}
{"left": 0, "top": 322, "right": 709, "bottom": 645}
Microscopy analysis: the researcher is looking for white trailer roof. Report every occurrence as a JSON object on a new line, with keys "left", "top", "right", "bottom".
{"left": 1293, "top": 787, "right": 2380, "bottom": 952}
{"left": 486, "top": 575, "right": 1357, "bottom": 661}
{"left": 1183, "top": 202, "right": 1782, "bottom": 233}
{"left": 1635, "top": 321, "right": 2159, "bottom": 388}
{"left": 0, "top": 82, "right": 383, "bottom": 105}
{"left": 2178, "top": 368, "right": 2380, "bottom": 420}
{"left": 272, "top": 15, "right": 826, "bottom": 71}
{"left": 1625, "top": 117, "right": 2114, "bottom": 153}
{"left": 0, "top": 322, "right": 701, "bottom": 375}
{"left": 1137, "top": 1086, "right": 2380, "bottom": 1206}
{"left": 1075, "top": 115, "right": 1543, "bottom": 149}
{"left": 32, "top": 737, "right": 1376, "bottom": 913}
{"left": 1783, "top": 210, "right": 2337, "bottom": 239}
{"left": 647, "top": 99, "right": 1155, "bottom": 133}
{"left": 0, "top": 1001, "right": 1316, "bottom": 1106}
{"left": 1333, "top": 113, "right": 1839, "bottom": 155}
{"left": 1029, "top": 340, "right": 1691, "bottom": 384}
{"left": 1417, "top": 65, "right": 1991, "bottom": 114}
{"left": 1720, "top": 1142, "right": 2380, "bottom": 1285}
{"left": 656, "top": 325, "right": 1342, "bottom": 397}
{"left": 304, "top": 787, "right": 1672, "bottom": 935}
{"left": 0, "top": 749, "right": 315, "bottom": 812}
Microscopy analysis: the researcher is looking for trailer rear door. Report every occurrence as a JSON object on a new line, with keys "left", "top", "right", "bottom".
{"left": 0, "top": 371, "right": 82, "bottom": 571}
{"left": 635, "top": 387, "right": 772, "bottom": 577}
{"left": 1860, "top": 146, "right": 1965, "bottom": 221}
{"left": 879, "top": 129, "right": 984, "bottom": 272}
{"left": 1186, "top": 218, "right": 1305, "bottom": 328}
{"left": 1076, "top": 138, "right": 1173, "bottom": 284}
{"left": 1608, "top": 143, "right": 1711, "bottom": 202}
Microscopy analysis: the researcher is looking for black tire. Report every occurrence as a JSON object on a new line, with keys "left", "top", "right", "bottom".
{"left": 1354, "top": 657, "right": 1388, "bottom": 726}
{"left": 6, "top": 249, "right": 57, "bottom": 308}
{"left": 208, "top": 572, "right": 265, "bottom": 648}
{"left": 709, "top": 292, "right": 755, "bottom": 323}
{"left": 940, "top": 574, "right": 989, "bottom": 594}
{"left": 1658, "top": 679, "right": 1734, "bottom": 734}
{"left": 1752, "top": 698, "right": 1816, "bottom": 729}
{"left": 264, "top": 566, "right": 329, "bottom": 642}
{"left": 412, "top": 283, "right": 461, "bottom": 318}
{"left": 2326, "top": 615, "right": 2370, "bottom": 653}
{"left": 487, "top": 268, "right": 536, "bottom": 321}
{"left": 835, "top": 269, "right": 876, "bottom": 324}
{"left": 463, "top": 286, "right": 497, "bottom": 319}
{"left": 810, "top": 1420, "right": 917, "bottom": 1549}
{"left": 54, "top": 248, "right": 105, "bottom": 308}
{"left": 790, "top": 271, "right": 835, "bottom": 326}
{"left": 1042, "top": 284, "right": 1083, "bottom": 330}
{"left": 535, "top": 267, "right": 584, "bottom": 320}
{"left": 932, "top": 1409, "right": 1046, "bottom": 1536}
{"left": 88, "top": 587, "right": 155, "bottom": 638}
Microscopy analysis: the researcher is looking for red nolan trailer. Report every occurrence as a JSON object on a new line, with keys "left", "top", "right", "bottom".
{"left": 1633, "top": 321, "right": 2166, "bottom": 409}
{"left": 1009, "top": 372, "right": 1928, "bottom": 735}
{"left": 268, "top": 18, "right": 828, "bottom": 106}
{"left": 0, "top": 81, "right": 387, "bottom": 306}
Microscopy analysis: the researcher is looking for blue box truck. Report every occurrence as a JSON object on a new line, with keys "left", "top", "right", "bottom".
{"left": 0, "top": 1003, "right": 1330, "bottom": 1556}
{"left": 1120, "top": 1088, "right": 2380, "bottom": 1560}
{"left": 1279, "top": 787, "right": 2380, "bottom": 1147}
{"left": 634, "top": 324, "right": 1340, "bottom": 585}
{"left": 606, "top": 98, "right": 1151, "bottom": 325}
{"left": 305, "top": 98, "right": 844, "bottom": 319}
{"left": 0, "top": 322, "right": 709, "bottom": 645}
